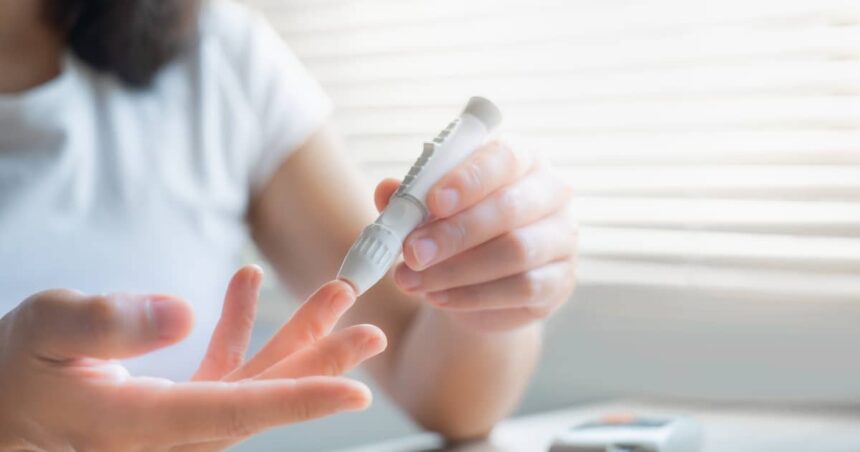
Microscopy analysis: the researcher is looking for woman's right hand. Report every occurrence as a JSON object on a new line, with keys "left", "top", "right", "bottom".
{"left": 0, "top": 266, "right": 386, "bottom": 451}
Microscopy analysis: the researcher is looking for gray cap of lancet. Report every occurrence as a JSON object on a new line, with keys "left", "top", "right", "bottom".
{"left": 462, "top": 96, "right": 502, "bottom": 131}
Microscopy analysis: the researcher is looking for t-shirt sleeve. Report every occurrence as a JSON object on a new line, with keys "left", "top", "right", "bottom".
{"left": 204, "top": 1, "right": 334, "bottom": 194}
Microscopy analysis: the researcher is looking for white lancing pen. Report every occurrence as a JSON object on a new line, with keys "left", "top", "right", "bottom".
{"left": 337, "top": 96, "right": 503, "bottom": 295}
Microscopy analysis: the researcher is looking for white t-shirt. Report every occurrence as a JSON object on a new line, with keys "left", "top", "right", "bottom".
{"left": 0, "top": 1, "right": 332, "bottom": 380}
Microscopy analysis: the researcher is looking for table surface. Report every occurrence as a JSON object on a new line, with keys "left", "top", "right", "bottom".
{"left": 337, "top": 399, "right": 860, "bottom": 452}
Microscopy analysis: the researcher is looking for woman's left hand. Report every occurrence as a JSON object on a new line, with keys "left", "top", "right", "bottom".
{"left": 375, "top": 140, "right": 577, "bottom": 333}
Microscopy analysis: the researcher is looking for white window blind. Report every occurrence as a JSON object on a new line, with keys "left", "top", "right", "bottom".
{"left": 247, "top": 0, "right": 860, "bottom": 302}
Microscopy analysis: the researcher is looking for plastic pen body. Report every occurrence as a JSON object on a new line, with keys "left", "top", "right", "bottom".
{"left": 337, "top": 97, "right": 502, "bottom": 295}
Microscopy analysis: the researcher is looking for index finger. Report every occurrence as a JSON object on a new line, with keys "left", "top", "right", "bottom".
{"left": 427, "top": 140, "right": 533, "bottom": 219}
{"left": 123, "top": 377, "right": 370, "bottom": 444}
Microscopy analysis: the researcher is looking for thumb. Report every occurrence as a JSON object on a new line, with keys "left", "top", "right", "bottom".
{"left": 15, "top": 289, "right": 194, "bottom": 361}
{"left": 373, "top": 178, "right": 401, "bottom": 213}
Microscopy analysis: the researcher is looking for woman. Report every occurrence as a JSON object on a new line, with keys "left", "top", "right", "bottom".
{"left": 0, "top": 0, "right": 577, "bottom": 449}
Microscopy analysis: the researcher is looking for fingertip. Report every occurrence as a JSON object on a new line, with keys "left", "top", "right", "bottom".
{"left": 426, "top": 188, "right": 442, "bottom": 217}
{"left": 300, "top": 376, "right": 372, "bottom": 412}
{"left": 374, "top": 178, "right": 401, "bottom": 213}
{"left": 393, "top": 263, "right": 421, "bottom": 292}
{"left": 236, "top": 264, "right": 264, "bottom": 286}
{"left": 332, "top": 279, "right": 357, "bottom": 299}
{"left": 147, "top": 294, "right": 195, "bottom": 342}
{"left": 341, "top": 381, "right": 372, "bottom": 411}
{"left": 400, "top": 236, "right": 424, "bottom": 272}
{"left": 355, "top": 323, "right": 388, "bottom": 353}
{"left": 336, "top": 277, "right": 359, "bottom": 295}
{"left": 247, "top": 264, "right": 264, "bottom": 279}
{"left": 314, "top": 280, "right": 357, "bottom": 312}
{"left": 371, "top": 328, "right": 388, "bottom": 354}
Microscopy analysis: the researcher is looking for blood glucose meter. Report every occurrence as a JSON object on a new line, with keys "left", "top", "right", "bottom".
{"left": 549, "top": 414, "right": 703, "bottom": 452}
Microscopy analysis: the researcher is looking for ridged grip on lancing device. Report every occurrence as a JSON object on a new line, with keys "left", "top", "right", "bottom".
{"left": 337, "top": 97, "right": 503, "bottom": 295}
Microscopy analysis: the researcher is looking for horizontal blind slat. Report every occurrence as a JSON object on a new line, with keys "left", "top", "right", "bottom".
{"left": 245, "top": 0, "right": 860, "bottom": 297}
{"left": 324, "top": 61, "right": 860, "bottom": 108}
{"left": 359, "top": 164, "right": 860, "bottom": 198}
{"left": 573, "top": 199, "right": 860, "bottom": 235}
{"left": 579, "top": 227, "right": 860, "bottom": 270}
{"left": 579, "top": 259, "right": 860, "bottom": 299}
{"left": 299, "top": 28, "right": 860, "bottom": 83}
{"left": 332, "top": 97, "right": 860, "bottom": 135}
{"left": 266, "top": 0, "right": 857, "bottom": 35}
{"left": 346, "top": 131, "right": 860, "bottom": 165}
{"left": 282, "top": 7, "right": 860, "bottom": 59}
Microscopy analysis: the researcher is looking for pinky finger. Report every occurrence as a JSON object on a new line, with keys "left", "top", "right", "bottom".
{"left": 426, "top": 259, "right": 575, "bottom": 312}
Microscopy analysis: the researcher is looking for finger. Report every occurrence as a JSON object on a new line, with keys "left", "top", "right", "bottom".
{"left": 15, "top": 289, "right": 193, "bottom": 361}
{"left": 256, "top": 324, "right": 386, "bottom": 380}
{"left": 374, "top": 178, "right": 401, "bottom": 212}
{"left": 425, "top": 259, "right": 576, "bottom": 312}
{"left": 427, "top": 140, "right": 533, "bottom": 219}
{"left": 124, "top": 377, "right": 371, "bottom": 444}
{"left": 193, "top": 265, "right": 262, "bottom": 381}
{"left": 404, "top": 164, "right": 572, "bottom": 270}
{"left": 395, "top": 213, "right": 576, "bottom": 293}
{"left": 226, "top": 280, "right": 356, "bottom": 381}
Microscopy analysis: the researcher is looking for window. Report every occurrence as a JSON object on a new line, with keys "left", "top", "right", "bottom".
{"left": 251, "top": 0, "right": 860, "bottom": 303}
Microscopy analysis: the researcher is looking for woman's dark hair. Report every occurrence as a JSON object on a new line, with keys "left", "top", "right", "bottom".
{"left": 43, "top": 0, "right": 202, "bottom": 88}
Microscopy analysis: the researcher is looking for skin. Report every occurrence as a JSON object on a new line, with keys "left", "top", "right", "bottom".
{"left": 250, "top": 129, "right": 576, "bottom": 437}
{"left": 0, "top": 1, "right": 62, "bottom": 92}
{"left": 0, "top": 0, "right": 578, "bottom": 447}
{"left": 0, "top": 267, "right": 387, "bottom": 450}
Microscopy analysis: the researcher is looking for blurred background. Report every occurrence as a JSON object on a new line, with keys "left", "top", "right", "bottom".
{"left": 233, "top": 0, "right": 860, "bottom": 449}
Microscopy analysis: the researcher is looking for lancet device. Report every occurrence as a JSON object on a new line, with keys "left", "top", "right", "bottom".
{"left": 337, "top": 96, "right": 502, "bottom": 295}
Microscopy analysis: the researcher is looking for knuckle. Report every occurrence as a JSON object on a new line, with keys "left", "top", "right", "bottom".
{"left": 85, "top": 295, "right": 121, "bottom": 342}
{"left": 517, "top": 272, "right": 542, "bottom": 304}
{"left": 458, "top": 160, "right": 485, "bottom": 195}
{"left": 291, "top": 396, "right": 315, "bottom": 422}
{"left": 14, "top": 290, "right": 75, "bottom": 342}
{"left": 224, "top": 403, "right": 255, "bottom": 438}
{"left": 496, "top": 187, "right": 523, "bottom": 223}
{"left": 440, "top": 219, "right": 468, "bottom": 254}
{"left": 302, "top": 316, "right": 329, "bottom": 344}
{"left": 433, "top": 263, "right": 459, "bottom": 290}
{"left": 322, "top": 353, "right": 347, "bottom": 376}
{"left": 505, "top": 231, "right": 533, "bottom": 266}
{"left": 564, "top": 259, "right": 578, "bottom": 288}
{"left": 20, "top": 289, "right": 68, "bottom": 318}
{"left": 498, "top": 141, "right": 521, "bottom": 169}
{"left": 221, "top": 344, "right": 246, "bottom": 370}
{"left": 18, "top": 296, "right": 50, "bottom": 330}
{"left": 525, "top": 303, "right": 554, "bottom": 321}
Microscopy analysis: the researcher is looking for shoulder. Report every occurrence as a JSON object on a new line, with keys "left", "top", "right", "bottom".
{"left": 187, "top": 0, "right": 333, "bottom": 193}
{"left": 199, "top": 0, "right": 263, "bottom": 44}
{"left": 196, "top": 0, "right": 282, "bottom": 70}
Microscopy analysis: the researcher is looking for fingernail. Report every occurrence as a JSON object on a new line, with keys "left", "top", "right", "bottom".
{"left": 411, "top": 238, "right": 438, "bottom": 268}
{"left": 147, "top": 296, "right": 189, "bottom": 340}
{"left": 435, "top": 188, "right": 459, "bottom": 216}
{"left": 428, "top": 291, "right": 448, "bottom": 305}
{"left": 395, "top": 267, "right": 421, "bottom": 291}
